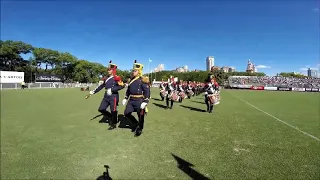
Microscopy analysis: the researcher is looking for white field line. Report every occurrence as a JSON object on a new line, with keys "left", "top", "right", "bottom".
{"left": 230, "top": 93, "right": 320, "bottom": 142}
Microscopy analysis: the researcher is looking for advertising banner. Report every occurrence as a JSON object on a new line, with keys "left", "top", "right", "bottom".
{"left": 250, "top": 86, "right": 264, "bottom": 90}
{"left": 238, "top": 85, "right": 251, "bottom": 89}
{"left": 311, "top": 88, "right": 319, "bottom": 92}
{"left": 0, "top": 71, "right": 25, "bottom": 83}
{"left": 264, "top": 87, "right": 278, "bottom": 91}
{"left": 277, "top": 87, "right": 292, "bottom": 91}
{"left": 292, "top": 88, "right": 305, "bottom": 92}
{"left": 35, "top": 74, "right": 62, "bottom": 82}
{"left": 305, "top": 88, "right": 312, "bottom": 92}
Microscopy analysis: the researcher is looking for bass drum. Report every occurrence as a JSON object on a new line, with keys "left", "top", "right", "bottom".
{"left": 170, "top": 91, "right": 180, "bottom": 102}
{"left": 207, "top": 94, "right": 215, "bottom": 104}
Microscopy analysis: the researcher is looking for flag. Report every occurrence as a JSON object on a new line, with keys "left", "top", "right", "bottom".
{"left": 149, "top": 58, "right": 152, "bottom": 62}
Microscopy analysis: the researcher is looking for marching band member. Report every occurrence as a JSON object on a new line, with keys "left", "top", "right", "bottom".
{"left": 177, "top": 80, "right": 185, "bottom": 103}
{"left": 204, "top": 74, "right": 218, "bottom": 113}
{"left": 165, "top": 76, "right": 176, "bottom": 109}
{"left": 122, "top": 60, "right": 151, "bottom": 137}
{"left": 159, "top": 79, "right": 167, "bottom": 101}
{"left": 186, "top": 81, "right": 194, "bottom": 99}
{"left": 86, "top": 60, "right": 125, "bottom": 130}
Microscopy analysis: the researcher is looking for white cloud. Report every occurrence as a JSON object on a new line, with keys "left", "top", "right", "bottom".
{"left": 313, "top": 8, "right": 319, "bottom": 12}
{"left": 256, "top": 65, "right": 271, "bottom": 69}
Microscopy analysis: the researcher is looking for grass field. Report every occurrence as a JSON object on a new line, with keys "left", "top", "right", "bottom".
{"left": 1, "top": 88, "right": 319, "bottom": 179}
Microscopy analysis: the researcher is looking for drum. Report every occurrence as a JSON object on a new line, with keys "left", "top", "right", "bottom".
{"left": 160, "top": 90, "right": 168, "bottom": 97}
{"left": 187, "top": 90, "right": 194, "bottom": 96}
{"left": 207, "top": 94, "right": 215, "bottom": 104}
{"left": 179, "top": 92, "right": 186, "bottom": 99}
{"left": 170, "top": 91, "right": 180, "bottom": 102}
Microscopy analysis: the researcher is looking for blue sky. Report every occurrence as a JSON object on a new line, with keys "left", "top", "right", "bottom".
{"left": 1, "top": 0, "right": 319, "bottom": 75}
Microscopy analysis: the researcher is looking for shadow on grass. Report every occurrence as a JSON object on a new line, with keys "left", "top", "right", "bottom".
{"left": 96, "top": 165, "right": 113, "bottom": 180}
{"left": 153, "top": 103, "right": 167, "bottom": 109}
{"left": 180, "top": 105, "right": 206, "bottom": 112}
{"left": 117, "top": 114, "right": 132, "bottom": 129}
{"left": 191, "top": 100, "right": 206, "bottom": 104}
{"left": 171, "top": 153, "right": 211, "bottom": 180}
{"left": 90, "top": 114, "right": 109, "bottom": 123}
{"left": 152, "top": 97, "right": 163, "bottom": 101}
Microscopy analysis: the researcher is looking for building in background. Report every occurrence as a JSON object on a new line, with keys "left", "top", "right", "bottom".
{"left": 221, "top": 66, "right": 229, "bottom": 73}
{"left": 228, "top": 67, "right": 236, "bottom": 72}
{"left": 153, "top": 64, "right": 165, "bottom": 72}
{"left": 246, "top": 59, "right": 256, "bottom": 73}
{"left": 211, "top": 66, "right": 221, "bottom": 71}
{"left": 307, "top": 68, "right": 318, "bottom": 78}
{"left": 175, "top": 65, "right": 188, "bottom": 73}
{"left": 206, "top": 56, "right": 214, "bottom": 71}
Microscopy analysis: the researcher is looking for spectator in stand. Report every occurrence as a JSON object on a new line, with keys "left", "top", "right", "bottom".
{"left": 229, "top": 76, "right": 320, "bottom": 88}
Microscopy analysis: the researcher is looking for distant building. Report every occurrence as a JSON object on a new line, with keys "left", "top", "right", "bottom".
{"left": 154, "top": 64, "right": 165, "bottom": 72}
{"left": 194, "top": 69, "right": 199, "bottom": 72}
{"left": 307, "top": 68, "right": 318, "bottom": 78}
{"left": 206, "top": 56, "right": 214, "bottom": 71}
{"left": 221, "top": 66, "right": 229, "bottom": 73}
{"left": 228, "top": 67, "right": 236, "bottom": 72}
{"left": 246, "top": 59, "right": 256, "bottom": 73}
{"left": 211, "top": 66, "right": 221, "bottom": 71}
{"left": 175, "top": 65, "right": 188, "bottom": 73}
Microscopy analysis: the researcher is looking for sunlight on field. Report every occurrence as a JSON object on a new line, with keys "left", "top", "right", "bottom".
{"left": 1, "top": 88, "right": 319, "bottom": 179}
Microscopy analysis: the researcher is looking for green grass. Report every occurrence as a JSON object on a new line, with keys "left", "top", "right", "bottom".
{"left": 1, "top": 88, "right": 319, "bottom": 179}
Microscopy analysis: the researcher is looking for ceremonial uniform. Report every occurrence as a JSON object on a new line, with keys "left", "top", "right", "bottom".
{"left": 159, "top": 80, "right": 167, "bottom": 101}
{"left": 186, "top": 82, "right": 194, "bottom": 99}
{"left": 166, "top": 77, "right": 176, "bottom": 109}
{"left": 204, "top": 75, "right": 219, "bottom": 113}
{"left": 177, "top": 81, "right": 185, "bottom": 103}
{"left": 122, "top": 60, "right": 151, "bottom": 137}
{"left": 89, "top": 61, "right": 125, "bottom": 130}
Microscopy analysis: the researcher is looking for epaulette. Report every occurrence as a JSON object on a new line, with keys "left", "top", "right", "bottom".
{"left": 141, "top": 76, "right": 149, "bottom": 84}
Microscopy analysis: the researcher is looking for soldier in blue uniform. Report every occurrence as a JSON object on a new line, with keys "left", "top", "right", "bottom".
{"left": 86, "top": 60, "right": 125, "bottom": 130}
{"left": 122, "top": 60, "right": 151, "bottom": 137}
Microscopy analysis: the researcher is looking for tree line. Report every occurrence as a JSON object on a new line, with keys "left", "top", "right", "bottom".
{"left": 5, "top": 40, "right": 307, "bottom": 84}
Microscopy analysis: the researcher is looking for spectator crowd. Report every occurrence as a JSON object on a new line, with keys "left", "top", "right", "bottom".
{"left": 229, "top": 76, "right": 320, "bottom": 88}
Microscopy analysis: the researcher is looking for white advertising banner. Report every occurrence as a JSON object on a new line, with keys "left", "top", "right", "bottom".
{"left": 0, "top": 71, "right": 25, "bottom": 83}
{"left": 264, "top": 87, "right": 277, "bottom": 91}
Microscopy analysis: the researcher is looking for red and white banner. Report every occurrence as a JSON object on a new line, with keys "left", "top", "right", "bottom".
{"left": 250, "top": 86, "right": 264, "bottom": 90}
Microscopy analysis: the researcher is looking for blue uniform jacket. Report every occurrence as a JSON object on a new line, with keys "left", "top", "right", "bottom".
{"left": 125, "top": 77, "right": 150, "bottom": 103}
{"left": 93, "top": 76, "right": 124, "bottom": 97}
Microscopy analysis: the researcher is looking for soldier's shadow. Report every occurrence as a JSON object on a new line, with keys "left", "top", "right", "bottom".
{"left": 153, "top": 103, "right": 167, "bottom": 109}
{"left": 96, "top": 165, "right": 113, "bottom": 180}
{"left": 90, "top": 114, "right": 109, "bottom": 123}
{"left": 180, "top": 105, "right": 206, "bottom": 112}
{"left": 118, "top": 114, "right": 131, "bottom": 129}
{"left": 191, "top": 100, "right": 206, "bottom": 104}
{"left": 152, "top": 97, "right": 163, "bottom": 101}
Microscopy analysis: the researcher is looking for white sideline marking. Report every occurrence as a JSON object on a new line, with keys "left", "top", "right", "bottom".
{"left": 233, "top": 95, "right": 320, "bottom": 142}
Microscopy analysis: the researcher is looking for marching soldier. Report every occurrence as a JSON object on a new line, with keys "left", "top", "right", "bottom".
{"left": 166, "top": 76, "right": 176, "bottom": 109}
{"left": 86, "top": 60, "right": 125, "bottom": 130}
{"left": 204, "top": 74, "right": 218, "bottom": 113}
{"left": 122, "top": 60, "right": 151, "bottom": 137}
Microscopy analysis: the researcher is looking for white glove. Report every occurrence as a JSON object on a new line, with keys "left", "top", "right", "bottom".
{"left": 122, "top": 99, "right": 127, "bottom": 106}
{"left": 140, "top": 102, "right": 147, "bottom": 109}
{"left": 89, "top": 90, "right": 95, "bottom": 95}
{"left": 107, "top": 88, "right": 112, "bottom": 95}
